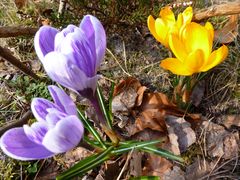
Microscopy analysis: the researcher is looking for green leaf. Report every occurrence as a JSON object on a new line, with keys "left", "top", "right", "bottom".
{"left": 26, "top": 161, "right": 38, "bottom": 174}
{"left": 56, "top": 146, "right": 114, "bottom": 180}
{"left": 130, "top": 176, "right": 160, "bottom": 180}
{"left": 96, "top": 85, "right": 112, "bottom": 129}
{"left": 111, "top": 140, "right": 162, "bottom": 155}
{"left": 77, "top": 109, "right": 107, "bottom": 149}
{"left": 141, "top": 146, "right": 184, "bottom": 163}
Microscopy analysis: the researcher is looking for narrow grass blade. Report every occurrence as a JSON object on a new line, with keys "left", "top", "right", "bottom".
{"left": 56, "top": 146, "right": 114, "bottom": 180}
{"left": 77, "top": 109, "right": 107, "bottom": 149}
{"left": 96, "top": 85, "right": 112, "bottom": 129}
{"left": 141, "top": 146, "right": 184, "bottom": 163}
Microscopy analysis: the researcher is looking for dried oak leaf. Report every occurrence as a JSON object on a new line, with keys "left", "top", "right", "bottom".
{"left": 133, "top": 92, "right": 201, "bottom": 135}
{"left": 202, "top": 121, "right": 239, "bottom": 159}
{"left": 214, "top": 15, "right": 238, "bottom": 44}
{"left": 142, "top": 154, "right": 173, "bottom": 177}
{"left": 112, "top": 77, "right": 147, "bottom": 114}
{"left": 165, "top": 115, "right": 196, "bottom": 155}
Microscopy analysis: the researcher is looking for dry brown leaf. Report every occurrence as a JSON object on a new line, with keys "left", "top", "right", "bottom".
{"left": 165, "top": 116, "right": 196, "bottom": 155}
{"left": 190, "top": 80, "right": 205, "bottom": 107}
{"left": 202, "top": 121, "right": 239, "bottom": 159}
{"left": 60, "top": 147, "right": 93, "bottom": 168}
{"left": 214, "top": 15, "right": 239, "bottom": 44}
{"left": 14, "top": 0, "right": 27, "bottom": 9}
{"left": 185, "top": 159, "right": 218, "bottom": 180}
{"left": 142, "top": 154, "right": 173, "bottom": 177}
{"left": 222, "top": 115, "right": 240, "bottom": 128}
{"left": 112, "top": 77, "right": 147, "bottom": 114}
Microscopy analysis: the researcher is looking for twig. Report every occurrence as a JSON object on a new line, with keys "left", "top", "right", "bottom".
{"left": 0, "top": 110, "right": 32, "bottom": 136}
{"left": 116, "top": 149, "right": 134, "bottom": 180}
{"left": 58, "top": 0, "right": 67, "bottom": 17}
{"left": 0, "top": 26, "right": 38, "bottom": 38}
{"left": 0, "top": 46, "right": 39, "bottom": 80}
{"left": 193, "top": 2, "right": 240, "bottom": 21}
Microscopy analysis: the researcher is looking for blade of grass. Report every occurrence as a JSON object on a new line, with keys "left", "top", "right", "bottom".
{"left": 96, "top": 85, "right": 112, "bottom": 129}
{"left": 77, "top": 109, "right": 107, "bottom": 149}
{"left": 56, "top": 146, "right": 114, "bottom": 180}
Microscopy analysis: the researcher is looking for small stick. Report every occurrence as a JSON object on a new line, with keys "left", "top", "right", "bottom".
{"left": 0, "top": 26, "right": 38, "bottom": 38}
{"left": 0, "top": 110, "right": 32, "bottom": 136}
{"left": 0, "top": 45, "right": 39, "bottom": 80}
{"left": 193, "top": 2, "right": 240, "bottom": 21}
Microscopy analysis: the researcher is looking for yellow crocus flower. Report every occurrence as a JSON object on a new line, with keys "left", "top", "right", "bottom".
{"left": 160, "top": 22, "right": 228, "bottom": 76}
{"left": 148, "top": 6, "right": 192, "bottom": 48}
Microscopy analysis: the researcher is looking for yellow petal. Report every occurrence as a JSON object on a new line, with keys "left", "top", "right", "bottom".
{"left": 147, "top": 15, "right": 162, "bottom": 42}
{"left": 176, "top": 14, "right": 183, "bottom": 28}
{"left": 155, "top": 18, "right": 169, "bottom": 47}
{"left": 160, "top": 58, "right": 193, "bottom": 76}
{"left": 205, "top": 22, "right": 214, "bottom": 50}
{"left": 182, "top": 7, "right": 193, "bottom": 24}
{"left": 160, "top": 6, "right": 175, "bottom": 26}
{"left": 183, "top": 22, "right": 211, "bottom": 59}
{"left": 169, "top": 34, "right": 188, "bottom": 61}
{"left": 184, "top": 49, "right": 205, "bottom": 73}
{"left": 200, "top": 45, "right": 228, "bottom": 72}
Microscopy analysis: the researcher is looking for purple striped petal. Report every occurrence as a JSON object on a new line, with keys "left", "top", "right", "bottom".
{"left": 23, "top": 122, "right": 49, "bottom": 144}
{"left": 43, "top": 52, "right": 99, "bottom": 94}
{"left": 31, "top": 98, "right": 59, "bottom": 122}
{"left": 34, "top": 26, "right": 58, "bottom": 62}
{"left": 54, "top": 25, "right": 78, "bottom": 51}
{"left": 45, "top": 109, "right": 66, "bottom": 128}
{"left": 0, "top": 128, "right": 54, "bottom": 160}
{"left": 48, "top": 85, "right": 77, "bottom": 116}
{"left": 80, "top": 15, "right": 106, "bottom": 68}
{"left": 56, "top": 28, "right": 96, "bottom": 77}
{"left": 42, "top": 115, "right": 84, "bottom": 153}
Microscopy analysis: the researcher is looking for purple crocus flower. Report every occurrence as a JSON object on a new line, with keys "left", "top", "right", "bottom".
{"left": 0, "top": 86, "right": 84, "bottom": 160}
{"left": 34, "top": 15, "right": 106, "bottom": 99}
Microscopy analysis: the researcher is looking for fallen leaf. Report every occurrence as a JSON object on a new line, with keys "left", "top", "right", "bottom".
{"left": 165, "top": 116, "right": 196, "bottom": 155}
{"left": 129, "top": 151, "right": 142, "bottom": 177}
{"left": 112, "top": 77, "right": 147, "bottom": 114}
{"left": 162, "top": 166, "right": 185, "bottom": 180}
{"left": 222, "top": 115, "right": 240, "bottom": 128}
{"left": 202, "top": 121, "right": 239, "bottom": 159}
{"left": 142, "top": 154, "right": 173, "bottom": 177}
{"left": 14, "top": 0, "right": 27, "bottom": 9}
{"left": 214, "top": 15, "right": 239, "bottom": 44}
{"left": 60, "top": 147, "right": 93, "bottom": 168}
{"left": 190, "top": 80, "right": 205, "bottom": 107}
{"left": 185, "top": 159, "right": 218, "bottom": 180}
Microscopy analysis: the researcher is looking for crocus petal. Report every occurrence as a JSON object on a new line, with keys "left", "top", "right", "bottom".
{"left": 0, "top": 128, "right": 54, "bottom": 160}
{"left": 169, "top": 34, "right": 188, "bottom": 61}
{"left": 205, "top": 22, "right": 214, "bottom": 49}
{"left": 43, "top": 52, "right": 99, "bottom": 94}
{"left": 31, "top": 98, "right": 59, "bottom": 122}
{"left": 182, "top": 6, "right": 193, "bottom": 24}
{"left": 48, "top": 85, "right": 77, "bottom": 116}
{"left": 42, "top": 116, "right": 84, "bottom": 153}
{"left": 155, "top": 18, "right": 169, "bottom": 47}
{"left": 183, "top": 23, "right": 211, "bottom": 59}
{"left": 57, "top": 28, "right": 96, "bottom": 77}
{"left": 160, "top": 58, "right": 193, "bottom": 76}
{"left": 160, "top": 6, "right": 175, "bottom": 25}
{"left": 184, "top": 49, "right": 205, "bottom": 73}
{"left": 147, "top": 15, "right": 162, "bottom": 43}
{"left": 45, "top": 109, "right": 66, "bottom": 128}
{"left": 23, "top": 122, "right": 49, "bottom": 144}
{"left": 54, "top": 25, "right": 78, "bottom": 51}
{"left": 34, "top": 26, "right": 58, "bottom": 62}
{"left": 80, "top": 15, "right": 106, "bottom": 68}
{"left": 201, "top": 45, "right": 228, "bottom": 72}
